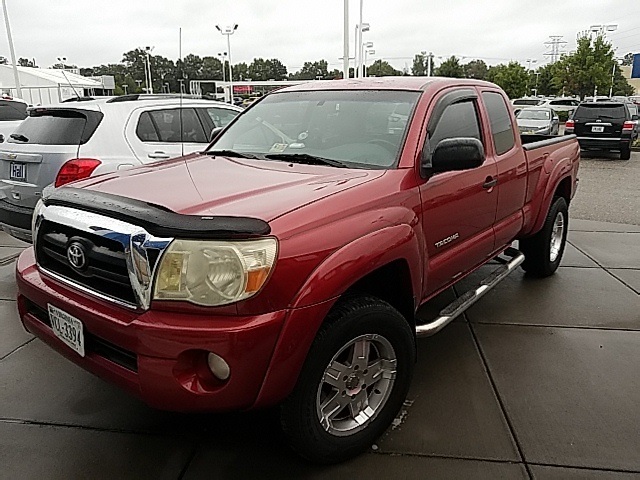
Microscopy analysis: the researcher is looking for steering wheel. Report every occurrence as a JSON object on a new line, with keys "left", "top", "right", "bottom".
{"left": 367, "top": 139, "right": 398, "bottom": 152}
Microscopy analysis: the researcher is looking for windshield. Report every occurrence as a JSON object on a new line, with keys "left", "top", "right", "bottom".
{"left": 517, "top": 109, "right": 551, "bottom": 120}
{"left": 513, "top": 99, "right": 540, "bottom": 106}
{"left": 573, "top": 104, "right": 626, "bottom": 121}
{"left": 209, "top": 90, "right": 421, "bottom": 169}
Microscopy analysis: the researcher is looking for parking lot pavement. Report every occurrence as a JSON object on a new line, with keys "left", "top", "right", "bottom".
{"left": 1, "top": 220, "right": 639, "bottom": 479}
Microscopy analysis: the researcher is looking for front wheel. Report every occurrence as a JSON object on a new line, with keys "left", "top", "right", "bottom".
{"left": 520, "top": 196, "right": 568, "bottom": 277}
{"left": 280, "top": 295, "right": 415, "bottom": 464}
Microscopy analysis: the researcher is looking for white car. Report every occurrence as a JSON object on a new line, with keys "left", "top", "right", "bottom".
{"left": 536, "top": 98, "right": 581, "bottom": 115}
{"left": 0, "top": 95, "right": 242, "bottom": 241}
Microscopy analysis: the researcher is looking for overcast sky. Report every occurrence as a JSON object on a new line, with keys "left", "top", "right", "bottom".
{"left": 2, "top": 0, "right": 639, "bottom": 73}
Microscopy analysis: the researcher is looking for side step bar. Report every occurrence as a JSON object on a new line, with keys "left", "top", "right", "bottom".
{"left": 416, "top": 247, "right": 525, "bottom": 337}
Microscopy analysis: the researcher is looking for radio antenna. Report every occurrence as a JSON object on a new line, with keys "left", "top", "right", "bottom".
{"left": 179, "top": 27, "right": 184, "bottom": 157}
{"left": 60, "top": 68, "right": 81, "bottom": 100}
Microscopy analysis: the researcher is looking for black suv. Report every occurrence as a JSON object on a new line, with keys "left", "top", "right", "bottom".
{"left": 564, "top": 102, "right": 638, "bottom": 160}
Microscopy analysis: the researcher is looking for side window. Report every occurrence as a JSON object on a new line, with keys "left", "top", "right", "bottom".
{"left": 204, "top": 107, "right": 239, "bottom": 128}
{"left": 428, "top": 100, "right": 482, "bottom": 158}
{"left": 149, "top": 108, "right": 207, "bottom": 143}
{"left": 136, "top": 112, "right": 159, "bottom": 142}
{"left": 482, "top": 92, "right": 515, "bottom": 156}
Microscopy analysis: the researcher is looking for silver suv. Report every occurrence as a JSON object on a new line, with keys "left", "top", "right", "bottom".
{"left": 0, "top": 95, "right": 242, "bottom": 241}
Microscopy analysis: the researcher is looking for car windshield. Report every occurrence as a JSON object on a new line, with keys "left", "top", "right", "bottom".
{"left": 573, "top": 104, "right": 626, "bottom": 121}
{"left": 513, "top": 99, "right": 540, "bottom": 106}
{"left": 517, "top": 109, "right": 550, "bottom": 120}
{"left": 209, "top": 90, "right": 421, "bottom": 169}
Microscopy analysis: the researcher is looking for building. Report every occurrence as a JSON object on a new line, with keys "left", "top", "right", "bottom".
{"left": 621, "top": 66, "right": 640, "bottom": 95}
{"left": 0, "top": 65, "right": 115, "bottom": 105}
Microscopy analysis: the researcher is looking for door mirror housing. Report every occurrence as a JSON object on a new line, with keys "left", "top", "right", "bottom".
{"left": 632, "top": 114, "right": 639, "bottom": 121}
{"left": 209, "top": 126, "right": 224, "bottom": 143}
{"left": 424, "top": 137, "right": 485, "bottom": 175}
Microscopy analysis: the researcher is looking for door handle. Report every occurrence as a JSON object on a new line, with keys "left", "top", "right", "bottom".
{"left": 148, "top": 151, "right": 171, "bottom": 159}
{"left": 483, "top": 176, "right": 498, "bottom": 189}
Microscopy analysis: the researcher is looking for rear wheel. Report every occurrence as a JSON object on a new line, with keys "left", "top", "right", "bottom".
{"left": 520, "top": 196, "right": 568, "bottom": 277}
{"left": 280, "top": 295, "right": 415, "bottom": 464}
{"left": 620, "top": 147, "right": 631, "bottom": 160}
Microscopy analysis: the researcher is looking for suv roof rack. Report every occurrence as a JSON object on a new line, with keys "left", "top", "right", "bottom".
{"left": 61, "top": 96, "right": 96, "bottom": 103}
{"left": 106, "top": 94, "right": 214, "bottom": 103}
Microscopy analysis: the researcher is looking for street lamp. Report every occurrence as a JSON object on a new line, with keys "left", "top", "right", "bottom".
{"left": 358, "top": 22, "right": 370, "bottom": 78}
{"left": 364, "top": 48, "right": 375, "bottom": 77}
{"left": 589, "top": 24, "right": 617, "bottom": 39}
{"left": 526, "top": 58, "right": 537, "bottom": 71}
{"left": 216, "top": 24, "right": 238, "bottom": 103}
{"left": 122, "top": 84, "right": 128, "bottom": 95}
{"left": 610, "top": 57, "right": 623, "bottom": 97}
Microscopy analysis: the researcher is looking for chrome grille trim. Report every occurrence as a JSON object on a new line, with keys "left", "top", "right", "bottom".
{"left": 33, "top": 202, "right": 173, "bottom": 310}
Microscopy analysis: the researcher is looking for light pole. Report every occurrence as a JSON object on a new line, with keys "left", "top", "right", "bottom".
{"left": 218, "top": 52, "right": 227, "bottom": 84}
{"left": 2, "top": 0, "right": 21, "bottom": 97}
{"left": 135, "top": 79, "right": 142, "bottom": 92}
{"left": 144, "top": 46, "right": 154, "bottom": 94}
{"left": 589, "top": 24, "right": 617, "bottom": 39}
{"left": 122, "top": 84, "right": 128, "bottom": 95}
{"left": 364, "top": 48, "right": 375, "bottom": 76}
{"left": 216, "top": 24, "right": 238, "bottom": 103}
{"left": 358, "top": 22, "right": 370, "bottom": 78}
{"left": 609, "top": 57, "right": 623, "bottom": 97}
{"left": 343, "top": 0, "right": 349, "bottom": 79}
{"left": 427, "top": 52, "right": 434, "bottom": 76}
{"left": 526, "top": 58, "right": 537, "bottom": 71}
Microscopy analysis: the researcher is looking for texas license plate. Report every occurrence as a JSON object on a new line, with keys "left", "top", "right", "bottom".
{"left": 48, "top": 304, "right": 85, "bottom": 357}
{"left": 591, "top": 126, "right": 605, "bottom": 133}
{"left": 9, "top": 162, "right": 26, "bottom": 181}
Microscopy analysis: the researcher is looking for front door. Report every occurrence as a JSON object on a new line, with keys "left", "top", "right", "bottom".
{"left": 419, "top": 89, "right": 498, "bottom": 297}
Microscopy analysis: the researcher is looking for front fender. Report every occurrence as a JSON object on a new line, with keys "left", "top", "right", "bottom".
{"left": 252, "top": 224, "right": 422, "bottom": 408}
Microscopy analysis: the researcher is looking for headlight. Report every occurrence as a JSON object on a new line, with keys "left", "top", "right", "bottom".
{"left": 153, "top": 238, "right": 278, "bottom": 306}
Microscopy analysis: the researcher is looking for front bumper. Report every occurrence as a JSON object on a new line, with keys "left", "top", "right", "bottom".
{"left": 16, "top": 247, "right": 288, "bottom": 412}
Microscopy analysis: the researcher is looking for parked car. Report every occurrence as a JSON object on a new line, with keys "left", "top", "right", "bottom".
{"left": 16, "top": 77, "right": 580, "bottom": 463}
{"left": 0, "top": 95, "right": 27, "bottom": 144}
{"left": 511, "top": 97, "right": 543, "bottom": 113}
{"left": 564, "top": 101, "right": 638, "bottom": 159}
{"left": 536, "top": 97, "right": 580, "bottom": 115}
{"left": 0, "top": 95, "right": 242, "bottom": 241}
{"left": 516, "top": 107, "right": 560, "bottom": 135}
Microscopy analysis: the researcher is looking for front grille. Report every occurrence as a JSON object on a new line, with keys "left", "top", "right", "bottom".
{"left": 35, "top": 219, "right": 137, "bottom": 305}
{"left": 25, "top": 298, "right": 138, "bottom": 372}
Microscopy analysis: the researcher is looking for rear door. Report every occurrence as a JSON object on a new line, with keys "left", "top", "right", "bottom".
{"left": 125, "top": 106, "right": 210, "bottom": 163}
{"left": 573, "top": 103, "right": 627, "bottom": 138}
{"left": 0, "top": 107, "right": 103, "bottom": 209}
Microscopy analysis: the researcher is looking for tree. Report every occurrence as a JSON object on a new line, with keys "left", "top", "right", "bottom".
{"left": 289, "top": 60, "right": 332, "bottom": 80}
{"left": 366, "top": 60, "right": 402, "bottom": 77}
{"left": 463, "top": 59, "right": 488, "bottom": 80}
{"left": 621, "top": 53, "right": 634, "bottom": 67}
{"left": 612, "top": 65, "right": 635, "bottom": 96}
{"left": 232, "top": 62, "right": 249, "bottom": 81}
{"left": 434, "top": 56, "right": 464, "bottom": 78}
{"left": 411, "top": 53, "right": 427, "bottom": 76}
{"left": 552, "top": 34, "right": 616, "bottom": 99}
{"left": 18, "top": 58, "right": 36, "bottom": 67}
{"left": 248, "top": 58, "right": 288, "bottom": 81}
{"left": 486, "top": 62, "right": 528, "bottom": 98}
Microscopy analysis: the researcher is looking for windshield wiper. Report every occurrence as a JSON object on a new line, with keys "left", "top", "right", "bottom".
{"left": 9, "top": 133, "right": 29, "bottom": 142}
{"left": 205, "top": 149, "right": 259, "bottom": 159}
{"left": 264, "top": 153, "right": 348, "bottom": 168}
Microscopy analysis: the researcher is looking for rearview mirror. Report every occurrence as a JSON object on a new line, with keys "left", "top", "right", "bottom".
{"left": 209, "top": 126, "right": 224, "bottom": 142}
{"left": 424, "top": 137, "right": 485, "bottom": 175}
{"left": 632, "top": 115, "right": 639, "bottom": 121}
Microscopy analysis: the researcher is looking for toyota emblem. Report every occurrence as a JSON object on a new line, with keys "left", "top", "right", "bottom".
{"left": 67, "top": 242, "right": 87, "bottom": 270}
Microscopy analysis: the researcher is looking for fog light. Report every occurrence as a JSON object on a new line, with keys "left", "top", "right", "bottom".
{"left": 207, "top": 352, "right": 230, "bottom": 381}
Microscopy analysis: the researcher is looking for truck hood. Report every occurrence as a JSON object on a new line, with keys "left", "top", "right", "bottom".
{"left": 73, "top": 153, "right": 385, "bottom": 222}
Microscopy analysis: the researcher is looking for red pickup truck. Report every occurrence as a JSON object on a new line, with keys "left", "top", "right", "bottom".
{"left": 16, "top": 77, "right": 579, "bottom": 463}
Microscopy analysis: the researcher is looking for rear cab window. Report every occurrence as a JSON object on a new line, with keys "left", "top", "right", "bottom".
{"left": 8, "top": 108, "right": 103, "bottom": 145}
{"left": 482, "top": 92, "right": 516, "bottom": 155}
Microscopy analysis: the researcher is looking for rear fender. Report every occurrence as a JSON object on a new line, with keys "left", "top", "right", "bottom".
{"left": 252, "top": 224, "right": 421, "bottom": 408}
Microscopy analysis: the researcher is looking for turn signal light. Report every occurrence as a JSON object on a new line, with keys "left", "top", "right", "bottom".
{"left": 55, "top": 158, "right": 102, "bottom": 187}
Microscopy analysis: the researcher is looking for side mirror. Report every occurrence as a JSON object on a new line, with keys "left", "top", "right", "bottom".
{"left": 209, "top": 126, "right": 224, "bottom": 142}
{"left": 632, "top": 115, "right": 639, "bottom": 121}
{"left": 424, "top": 137, "right": 485, "bottom": 175}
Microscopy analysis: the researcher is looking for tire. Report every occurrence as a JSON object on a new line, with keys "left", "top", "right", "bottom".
{"left": 620, "top": 147, "right": 631, "bottom": 160}
{"left": 280, "top": 295, "right": 415, "bottom": 464}
{"left": 520, "top": 196, "right": 568, "bottom": 277}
